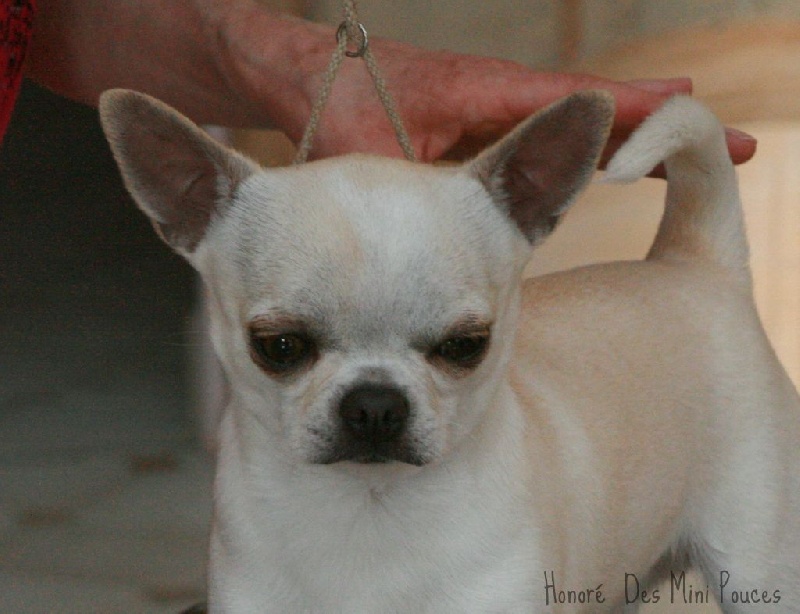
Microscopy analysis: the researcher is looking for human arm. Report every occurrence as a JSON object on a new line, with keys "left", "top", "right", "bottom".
{"left": 26, "top": 0, "right": 756, "bottom": 164}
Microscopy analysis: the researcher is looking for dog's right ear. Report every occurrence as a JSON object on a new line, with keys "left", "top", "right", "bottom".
{"left": 99, "top": 89, "right": 258, "bottom": 257}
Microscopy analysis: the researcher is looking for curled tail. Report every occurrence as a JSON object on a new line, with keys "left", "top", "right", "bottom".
{"left": 604, "top": 96, "right": 751, "bottom": 281}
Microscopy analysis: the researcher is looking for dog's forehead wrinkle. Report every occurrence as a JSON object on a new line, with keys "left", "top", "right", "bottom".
{"left": 228, "top": 159, "right": 519, "bottom": 278}
{"left": 329, "top": 168, "right": 517, "bottom": 296}
{"left": 223, "top": 158, "right": 520, "bottom": 350}
{"left": 316, "top": 157, "right": 503, "bottom": 248}
{"left": 227, "top": 171, "right": 366, "bottom": 293}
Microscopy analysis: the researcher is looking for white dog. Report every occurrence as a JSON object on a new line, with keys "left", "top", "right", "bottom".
{"left": 99, "top": 89, "right": 800, "bottom": 613}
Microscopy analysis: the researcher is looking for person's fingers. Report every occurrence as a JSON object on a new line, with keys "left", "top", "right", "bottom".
{"left": 435, "top": 75, "right": 687, "bottom": 162}
{"left": 626, "top": 77, "right": 693, "bottom": 96}
{"left": 447, "top": 71, "right": 757, "bottom": 171}
{"left": 724, "top": 126, "right": 758, "bottom": 165}
{"left": 307, "top": 40, "right": 758, "bottom": 169}
{"left": 441, "top": 69, "right": 684, "bottom": 143}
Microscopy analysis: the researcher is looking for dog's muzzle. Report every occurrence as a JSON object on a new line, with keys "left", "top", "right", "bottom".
{"left": 315, "top": 384, "right": 425, "bottom": 465}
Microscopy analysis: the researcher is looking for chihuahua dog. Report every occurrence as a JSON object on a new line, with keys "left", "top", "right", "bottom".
{"left": 99, "top": 90, "right": 799, "bottom": 612}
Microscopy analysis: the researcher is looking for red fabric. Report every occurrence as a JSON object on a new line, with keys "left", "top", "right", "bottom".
{"left": 1, "top": 0, "right": 36, "bottom": 144}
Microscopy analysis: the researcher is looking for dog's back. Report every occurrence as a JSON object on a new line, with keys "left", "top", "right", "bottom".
{"left": 514, "top": 97, "right": 800, "bottom": 609}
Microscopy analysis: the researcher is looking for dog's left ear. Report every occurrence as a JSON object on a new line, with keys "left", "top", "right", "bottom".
{"left": 469, "top": 90, "right": 614, "bottom": 245}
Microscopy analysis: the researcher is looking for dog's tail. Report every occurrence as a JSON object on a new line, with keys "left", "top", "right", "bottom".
{"left": 603, "top": 96, "right": 751, "bottom": 280}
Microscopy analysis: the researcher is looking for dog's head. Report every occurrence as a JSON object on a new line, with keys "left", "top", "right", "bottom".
{"left": 99, "top": 90, "right": 613, "bottom": 468}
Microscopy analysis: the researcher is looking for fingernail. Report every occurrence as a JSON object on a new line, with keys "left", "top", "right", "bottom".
{"left": 726, "top": 126, "right": 757, "bottom": 144}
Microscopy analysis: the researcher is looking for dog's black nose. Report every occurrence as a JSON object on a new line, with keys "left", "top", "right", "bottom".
{"left": 338, "top": 385, "right": 409, "bottom": 443}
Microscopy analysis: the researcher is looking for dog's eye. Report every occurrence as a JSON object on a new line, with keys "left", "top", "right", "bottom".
{"left": 250, "top": 332, "right": 315, "bottom": 374}
{"left": 432, "top": 334, "right": 489, "bottom": 369}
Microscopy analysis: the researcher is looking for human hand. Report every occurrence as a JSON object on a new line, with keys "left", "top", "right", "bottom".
{"left": 215, "top": 7, "right": 755, "bottom": 169}
{"left": 27, "top": 0, "right": 756, "bottom": 169}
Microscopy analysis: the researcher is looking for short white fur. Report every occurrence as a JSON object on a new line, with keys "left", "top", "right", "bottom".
{"left": 99, "top": 90, "right": 800, "bottom": 613}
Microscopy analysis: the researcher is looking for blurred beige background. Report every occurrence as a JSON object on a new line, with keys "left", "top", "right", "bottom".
{"left": 245, "top": 2, "right": 800, "bottom": 613}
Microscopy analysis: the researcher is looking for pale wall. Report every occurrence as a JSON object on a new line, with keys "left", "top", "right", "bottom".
{"left": 309, "top": 0, "right": 800, "bottom": 68}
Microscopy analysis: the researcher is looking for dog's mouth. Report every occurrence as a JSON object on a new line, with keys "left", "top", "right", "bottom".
{"left": 350, "top": 452, "right": 392, "bottom": 464}
{"left": 312, "top": 441, "right": 429, "bottom": 467}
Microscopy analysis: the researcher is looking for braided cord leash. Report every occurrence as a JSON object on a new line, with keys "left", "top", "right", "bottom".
{"left": 293, "top": 0, "right": 417, "bottom": 164}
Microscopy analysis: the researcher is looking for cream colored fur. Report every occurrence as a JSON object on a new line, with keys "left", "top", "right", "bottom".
{"left": 99, "top": 90, "right": 800, "bottom": 613}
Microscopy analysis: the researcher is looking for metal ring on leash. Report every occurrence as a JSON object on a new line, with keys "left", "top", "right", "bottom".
{"left": 295, "top": 0, "right": 416, "bottom": 164}
{"left": 336, "top": 21, "right": 368, "bottom": 58}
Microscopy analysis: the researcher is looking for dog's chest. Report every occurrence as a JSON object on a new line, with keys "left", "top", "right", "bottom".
{"left": 220, "top": 465, "right": 538, "bottom": 612}
{"left": 296, "top": 530, "right": 532, "bottom": 611}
